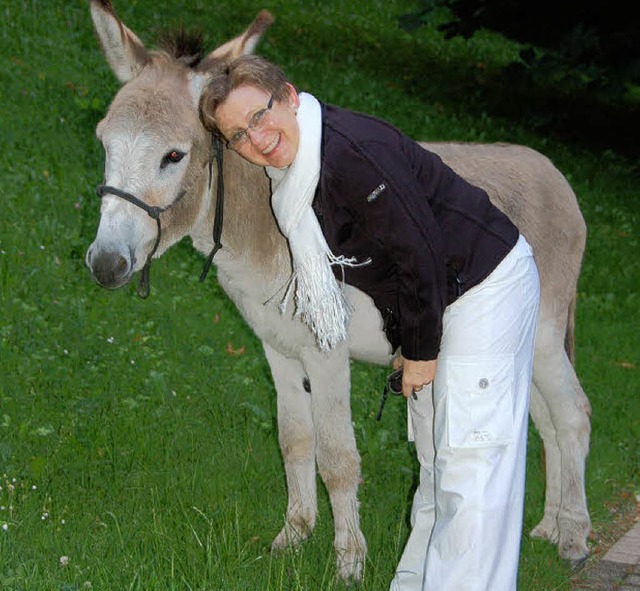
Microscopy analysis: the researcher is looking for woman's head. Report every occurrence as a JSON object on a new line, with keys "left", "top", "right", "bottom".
{"left": 200, "top": 55, "right": 300, "bottom": 168}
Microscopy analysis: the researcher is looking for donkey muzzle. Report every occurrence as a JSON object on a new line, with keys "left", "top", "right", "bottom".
{"left": 86, "top": 244, "right": 134, "bottom": 289}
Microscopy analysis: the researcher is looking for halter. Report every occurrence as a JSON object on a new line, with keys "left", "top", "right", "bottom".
{"left": 95, "top": 136, "right": 224, "bottom": 297}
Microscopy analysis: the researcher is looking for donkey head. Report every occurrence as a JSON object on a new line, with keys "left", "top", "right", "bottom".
{"left": 85, "top": 0, "right": 273, "bottom": 291}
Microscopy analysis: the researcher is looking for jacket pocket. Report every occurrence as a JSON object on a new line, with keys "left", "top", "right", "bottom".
{"left": 445, "top": 355, "right": 515, "bottom": 448}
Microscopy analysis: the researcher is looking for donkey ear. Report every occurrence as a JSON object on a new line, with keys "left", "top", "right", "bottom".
{"left": 208, "top": 10, "right": 275, "bottom": 62}
{"left": 89, "top": 0, "right": 150, "bottom": 83}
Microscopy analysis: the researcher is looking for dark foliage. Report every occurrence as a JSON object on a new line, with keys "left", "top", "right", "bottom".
{"left": 401, "top": 0, "right": 640, "bottom": 156}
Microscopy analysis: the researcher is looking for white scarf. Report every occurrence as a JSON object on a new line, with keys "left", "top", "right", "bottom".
{"left": 267, "top": 93, "right": 366, "bottom": 352}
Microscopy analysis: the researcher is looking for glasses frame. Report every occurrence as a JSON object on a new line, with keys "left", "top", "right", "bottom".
{"left": 225, "top": 94, "right": 275, "bottom": 150}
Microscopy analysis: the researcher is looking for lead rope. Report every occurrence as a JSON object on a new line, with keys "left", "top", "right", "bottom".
{"left": 200, "top": 135, "right": 224, "bottom": 283}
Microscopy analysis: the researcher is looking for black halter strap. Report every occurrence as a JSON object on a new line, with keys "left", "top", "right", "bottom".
{"left": 95, "top": 134, "right": 224, "bottom": 297}
{"left": 200, "top": 136, "right": 224, "bottom": 282}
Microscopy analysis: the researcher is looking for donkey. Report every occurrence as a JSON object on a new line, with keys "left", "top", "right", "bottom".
{"left": 85, "top": 0, "right": 592, "bottom": 581}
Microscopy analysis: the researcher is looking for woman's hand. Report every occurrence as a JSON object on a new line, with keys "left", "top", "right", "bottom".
{"left": 400, "top": 358, "right": 437, "bottom": 398}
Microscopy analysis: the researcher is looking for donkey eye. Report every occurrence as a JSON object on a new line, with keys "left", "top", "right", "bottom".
{"left": 161, "top": 149, "right": 186, "bottom": 169}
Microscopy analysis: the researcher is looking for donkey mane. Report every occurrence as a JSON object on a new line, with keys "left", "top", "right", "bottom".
{"left": 156, "top": 27, "right": 206, "bottom": 67}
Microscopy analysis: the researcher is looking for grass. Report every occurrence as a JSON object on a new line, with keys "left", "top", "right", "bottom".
{"left": 0, "top": 0, "right": 638, "bottom": 589}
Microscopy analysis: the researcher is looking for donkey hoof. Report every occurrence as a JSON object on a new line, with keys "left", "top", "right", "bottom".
{"left": 530, "top": 517, "right": 560, "bottom": 544}
{"left": 335, "top": 535, "right": 367, "bottom": 583}
{"left": 558, "top": 518, "right": 591, "bottom": 563}
{"left": 336, "top": 551, "right": 364, "bottom": 584}
{"left": 271, "top": 522, "right": 311, "bottom": 552}
{"left": 569, "top": 554, "right": 590, "bottom": 574}
{"left": 559, "top": 537, "right": 590, "bottom": 563}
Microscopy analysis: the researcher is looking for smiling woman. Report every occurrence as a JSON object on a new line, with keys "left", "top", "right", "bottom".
{"left": 201, "top": 66, "right": 301, "bottom": 168}
{"left": 216, "top": 85, "right": 299, "bottom": 168}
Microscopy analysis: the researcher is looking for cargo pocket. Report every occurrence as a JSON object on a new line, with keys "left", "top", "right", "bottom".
{"left": 445, "top": 355, "right": 515, "bottom": 448}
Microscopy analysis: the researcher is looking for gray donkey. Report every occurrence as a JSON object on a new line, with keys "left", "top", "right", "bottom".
{"left": 85, "top": 0, "right": 591, "bottom": 581}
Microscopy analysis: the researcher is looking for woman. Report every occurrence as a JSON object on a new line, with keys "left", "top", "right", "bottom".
{"left": 200, "top": 55, "right": 540, "bottom": 591}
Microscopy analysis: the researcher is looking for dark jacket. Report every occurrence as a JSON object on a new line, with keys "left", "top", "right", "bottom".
{"left": 312, "top": 103, "right": 519, "bottom": 360}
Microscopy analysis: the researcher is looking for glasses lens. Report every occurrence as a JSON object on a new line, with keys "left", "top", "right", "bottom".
{"left": 228, "top": 131, "right": 248, "bottom": 149}
{"left": 249, "top": 108, "right": 270, "bottom": 131}
{"left": 228, "top": 96, "right": 274, "bottom": 149}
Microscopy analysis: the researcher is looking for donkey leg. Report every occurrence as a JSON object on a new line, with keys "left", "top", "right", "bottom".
{"left": 263, "top": 342, "right": 317, "bottom": 551}
{"left": 531, "top": 332, "right": 592, "bottom": 563}
{"left": 529, "top": 381, "right": 562, "bottom": 544}
{"left": 302, "top": 344, "right": 367, "bottom": 583}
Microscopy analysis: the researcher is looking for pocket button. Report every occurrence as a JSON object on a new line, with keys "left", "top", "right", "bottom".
{"left": 478, "top": 378, "right": 489, "bottom": 389}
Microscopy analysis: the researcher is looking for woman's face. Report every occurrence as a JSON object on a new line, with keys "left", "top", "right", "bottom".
{"left": 215, "top": 83, "right": 300, "bottom": 169}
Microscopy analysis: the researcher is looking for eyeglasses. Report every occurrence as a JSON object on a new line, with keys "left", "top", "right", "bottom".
{"left": 375, "top": 368, "right": 418, "bottom": 421}
{"left": 225, "top": 94, "right": 275, "bottom": 149}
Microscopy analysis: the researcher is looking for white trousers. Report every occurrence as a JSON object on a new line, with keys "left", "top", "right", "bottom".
{"left": 390, "top": 235, "right": 540, "bottom": 591}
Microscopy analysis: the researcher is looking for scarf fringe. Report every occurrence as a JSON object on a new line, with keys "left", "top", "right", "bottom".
{"left": 279, "top": 253, "right": 370, "bottom": 352}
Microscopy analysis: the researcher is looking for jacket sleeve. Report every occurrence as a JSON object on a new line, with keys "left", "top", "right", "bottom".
{"left": 323, "top": 137, "right": 448, "bottom": 361}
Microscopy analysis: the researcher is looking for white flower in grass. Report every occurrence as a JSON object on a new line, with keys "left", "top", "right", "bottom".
{"left": 41, "top": 511, "right": 49, "bottom": 521}
{"left": 2, "top": 523, "right": 7, "bottom": 531}
{"left": 59, "top": 556, "right": 70, "bottom": 567}
{"left": 106, "top": 337, "right": 115, "bottom": 344}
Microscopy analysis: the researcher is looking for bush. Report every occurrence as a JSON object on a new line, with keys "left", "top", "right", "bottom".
{"left": 401, "top": 0, "right": 640, "bottom": 155}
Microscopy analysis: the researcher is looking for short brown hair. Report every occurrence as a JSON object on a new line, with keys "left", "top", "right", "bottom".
{"left": 200, "top": 55, "right": 291, "bottom": 136}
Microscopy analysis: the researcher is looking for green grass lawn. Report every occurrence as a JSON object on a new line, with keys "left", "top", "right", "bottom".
{"left": 0, "top": 1, "right": 638, "bottom": 589}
